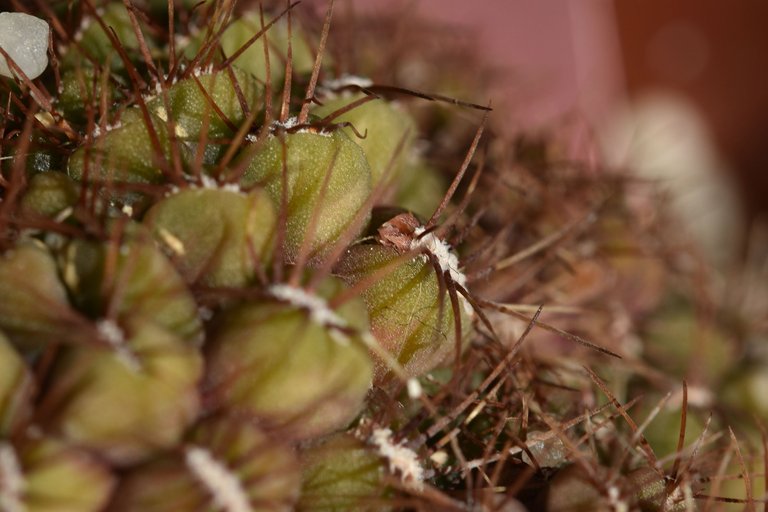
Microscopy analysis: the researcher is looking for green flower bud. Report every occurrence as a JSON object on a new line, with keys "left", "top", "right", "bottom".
{"left": 67, "top": 110, "right": 172, "bottom": 193}
{"left": 298, "top": 432, "right": 388, "bottom": 512}
{"left": 204, "top": 278, "right": 373, "bottom": 439}
{"left": 146, "top": 66, "right": 260, "bottom": 141}
{"left": 111, "top": 416, "right": 300, "bottom": 512}
{"left": 61, "top": 227, "right": 202, "bottom": 344}
{"left": 144, "top": 186, "right": 276, "bottom": 288}
{"left": 335, "top": 243, "right": 472, "bottom": 382}
{"left": 220, "top": 13, "right": 315, "bottom": 88}
{"left": 63, "top": 3, "right": 146, "bottom": 72}
{"left": 313, "top": 92, "right": 415, "bottom": 188}
{"left": 239, "top": 129, "right": 372, "bottom": 261}
{"left": 19, "top": 172, "right": 79, "bottom": 219}
{"left": 59, "top": 67, "right": 116, "bottom": 124}
{"left": 0, "top": 241, "right": 83, "bottom": 350}
{"left": 2, "top": 436, "right": 115, "bottom": 512}
{"left": 41, "top": 317, "right": 202, "bottom": 465}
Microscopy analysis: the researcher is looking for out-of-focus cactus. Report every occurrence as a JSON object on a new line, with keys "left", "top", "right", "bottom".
{"left": 111, "top": 416, "right": 301, "bottom": 511}
{"left": 204, "top": 279, "right": 373, "bottom": 439}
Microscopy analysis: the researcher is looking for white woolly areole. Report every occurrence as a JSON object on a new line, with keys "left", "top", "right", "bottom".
{"left": 0, "top": 442, "right": 25, "bottom": 512}
{"left": 269, "top": 285, "right": 347, "bottom": 328}
{"left": 370, "top": 428, "right": 423, "bottom": 489}
{"left": 270, "top": 117, "right": 331, "bottom": 137}
{"left": 269, "top": 285, "right": 350, "bottom": 342}
{"left": 146, "top": 74, "right": 176, "bottom": 98}
{"left": 91, "top": 121, "right": 122, "bottom": 139}
{"left": 192, "top": 64, "right": 214, "bottom": 78}
{"left": 411, "top": 227, "right": 473, "bottom": 316}
{"left": 185, "top": 446, "right": 252, "bottom": 512}
{"left": 96, "top": 319, "right": 141, "bottom": 372}
{"left": 0, "top": 12, "right": 49, "bottom": 80}
{"left": 410, "top": 227, "right": 466, "bottom": 287}
{"left": 272, "top": 116, "right": 300, "bottom": 130}
{"left": 165, "top": 176, "right": 241, "bottom": 196}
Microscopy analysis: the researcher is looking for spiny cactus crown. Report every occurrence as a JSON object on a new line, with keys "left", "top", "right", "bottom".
{"left": 0, "top": 1, "right": 764, "bottom": 511}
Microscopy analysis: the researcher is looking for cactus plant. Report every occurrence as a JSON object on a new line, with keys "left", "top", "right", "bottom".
{"left": 0, "top": 1, "right": 765, "bottom": 511}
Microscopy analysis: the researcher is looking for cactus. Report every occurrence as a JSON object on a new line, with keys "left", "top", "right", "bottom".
{"left": 110, "top": 415, "right": 301, "bottom": 511}
{"left": 238, "top": 128, "right": 373, "bottom": 261}
{"left": 0, "top": 1, "right": 765, "bottom": 510}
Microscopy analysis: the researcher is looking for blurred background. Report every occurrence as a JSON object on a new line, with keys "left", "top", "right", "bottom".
{"left": 357, "top": 0, "right": 768, "bottom": 267}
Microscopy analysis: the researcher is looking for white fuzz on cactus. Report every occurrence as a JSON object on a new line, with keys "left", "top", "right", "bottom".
{"left": 0, "top": 442, "right": 25, "bottom": 512}
{"left": 96, "top": 319, "right": 141, "bottom": 372}
{"left": 269, "top": 284, "right": 348, "bottom": 333}
{"left": 370, "top": 428, "right": 424, "bottom": 490}
{"left": 410, "top": 227, "right": 466, "bottom": 287}
{"left": 185, "top": 446, "right": 252, "bottom": 512}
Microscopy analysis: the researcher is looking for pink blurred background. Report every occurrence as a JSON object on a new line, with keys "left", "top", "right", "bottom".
{"left": 361, "top": 0, "right": 624, "bottom": 127}
{"left": 356, "top": 0, "right": 768, "bottom": 234}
